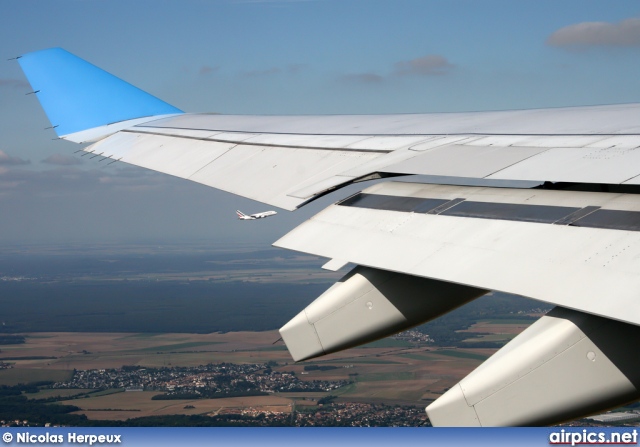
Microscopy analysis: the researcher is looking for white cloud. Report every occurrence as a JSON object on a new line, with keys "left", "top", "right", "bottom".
{"left": 340, "top": 73, "right": 384, "bottom": 84}
{"left": 0, "top": 79, "right": 29, "bottom": 89}
{"left": 231, "top": 0, "right": 321, "bottom": 3}
{"left": 0, "top": 150, "right": 30, "bottom": 166}
{"left": 42, "top": 154, "right": 83, "bottom": 166}
{"left": 287, "top": 63, "right": 308, "bottom": 74}
{"left": 338, "top": 54, "right": 454, "bottom": 85}
{"left": 240, "top": 63, "right": 309, "bottom": 77}
{"left": 393, "top": 54, "right": 454, "bottom": 76}
{"left": 199, "top": 65, "right": 220, "bottom": 76}
{"left": 547, "top": 17, "right": 640, "bottom": 49}
{"left": 241, "top": 67, "right": 282, "bottom": 77}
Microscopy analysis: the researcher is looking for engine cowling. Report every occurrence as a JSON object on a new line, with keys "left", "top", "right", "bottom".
{"left": 280, "top": 265, "right": 488, "bottom": 362}
{"left": 427, "top": 306, "right": 640, "bottom": 426}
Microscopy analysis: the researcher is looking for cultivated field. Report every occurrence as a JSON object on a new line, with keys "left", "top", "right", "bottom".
{"left": 0, "top": 320, "right": 533, "bottom": 420}
{"left": 60, "top": 391, "right": 295, "bottom": 420}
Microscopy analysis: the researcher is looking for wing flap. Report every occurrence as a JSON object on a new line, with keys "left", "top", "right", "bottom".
{"left": 274, "top": 182, "right": 640, "bottom": 326}
{"left": 487, "top": 146, "right": 640, "bottom": 184}
{"left": 287, "top": 176, "right": 356, "bottom": 200}
{"left": 384, "top": 144, "right": 549, "bottom": 178}
{"left": 89, "top": 132, "right": 236, "bottom": 178}
{"left": 87, "top": 130, "right": 382, "bottom": 210}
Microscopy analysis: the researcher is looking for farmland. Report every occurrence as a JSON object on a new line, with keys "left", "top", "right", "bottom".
{"left": 0, "top": 318, "right": 534, "bottom": 422}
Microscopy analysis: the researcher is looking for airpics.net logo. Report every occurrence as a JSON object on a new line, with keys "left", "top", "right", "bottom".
{"left": 549, "top": 429, "right": 638, "bottom": 446}
{"left": 3, "top": 432, "right": 121, "bottom": 445}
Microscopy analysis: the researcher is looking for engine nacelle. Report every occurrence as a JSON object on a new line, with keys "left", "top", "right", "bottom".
{"left": 427, "top": 307, "right": 640, "bottom": 426}
{"left": 280, "top": 266, "right": 488, "bottom": 362}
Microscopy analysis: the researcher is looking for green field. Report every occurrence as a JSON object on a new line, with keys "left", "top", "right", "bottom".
{"left": 330, "top": 358, "right": 404, "bottom": 365}
{"left": 0, "top": 368, "right": 73, "bottom": 385}
{"left": 131, "top": 341, "right": 222, "bottom": 352}
{"left": 332, "top": 383, "right": 358, "bottom": 396}
{"left": 90, "top": 389, "right": 125, "bottom": 397}
{"left": 399, "top": 353, "right": 434, "bottom": 362}
{"left": 115, "top": 333, "right": 163, "bottom": 340}
{"left": 362, "top": 339, "right": 412, "bottom": 348}
{"left": 462, "top": 334, "right": 516, "bottom": 343}
{"left": 435, "top": 350, "right": 489, "bottom": 361}
{"left": 481, "top": 319, "right": 535, "bottom": 325}
{"left": 253, "top": 345, "right": 288, "bottom": 352}
{"left": 26, "top": 388, "right": 94, "bottom": 400}
{"left": 357, "top": 372, "right": 415, "bottom": 382}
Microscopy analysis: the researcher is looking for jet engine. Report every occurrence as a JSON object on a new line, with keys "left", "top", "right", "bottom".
{"left": 280, "top": 265, "right": 488, "bottom": 362}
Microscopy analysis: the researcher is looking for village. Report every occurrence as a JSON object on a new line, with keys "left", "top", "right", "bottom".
{"left": 53, "top": 363, "right": 349, "bottom": 395}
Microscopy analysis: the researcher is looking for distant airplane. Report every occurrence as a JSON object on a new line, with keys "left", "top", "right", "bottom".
{"left": 18, "top": 47, "right": 640, "bottom": 427}
{"left": 236, "top": 210, "right": 277, "bottom": 220}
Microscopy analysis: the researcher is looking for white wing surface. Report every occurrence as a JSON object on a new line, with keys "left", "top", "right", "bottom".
{"left": 62, "top": 104, "right": 640, "bottom": 210}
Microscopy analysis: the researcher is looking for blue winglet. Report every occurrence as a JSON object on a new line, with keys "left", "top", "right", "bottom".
{"left": 18, "top": 48, "right": 183, "bottom": 137}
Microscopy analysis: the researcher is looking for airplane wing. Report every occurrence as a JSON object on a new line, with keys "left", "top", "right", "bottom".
{"left": 19, "top": 49, "right": 640, "bottom": 211}
{"left": 73, "top": 105, "right": 640, "bottom": 212}
{"left": 18, "top": 48, "right": 640, "bottom": 426}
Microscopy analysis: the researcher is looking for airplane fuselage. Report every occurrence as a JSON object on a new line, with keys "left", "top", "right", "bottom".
{"left": 236, "top": 210, "right": 277, "bottom": 220}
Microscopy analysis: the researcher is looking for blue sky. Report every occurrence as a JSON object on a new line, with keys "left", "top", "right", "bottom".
{"left": 1, "top": 0, "right": 640, "bottom": 245}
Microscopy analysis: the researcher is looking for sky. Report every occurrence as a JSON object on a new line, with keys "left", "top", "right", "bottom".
{"left": 1, "top": 0, "right": 640, "bottom": 246}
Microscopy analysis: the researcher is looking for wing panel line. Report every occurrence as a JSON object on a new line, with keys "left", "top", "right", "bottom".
{"left": 123, "top": 129, "right": 391, "bottom": 154}
{"left": 135, "top": 124, "right": 640, "bottom": 138}
{"left": 480, "top": 147, "right": 553, "bottom": 178}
